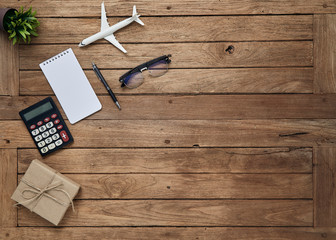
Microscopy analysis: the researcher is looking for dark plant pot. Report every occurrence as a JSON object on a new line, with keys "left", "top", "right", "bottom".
{"left": 0, "top": 8, "right": 16, "bottom": 32}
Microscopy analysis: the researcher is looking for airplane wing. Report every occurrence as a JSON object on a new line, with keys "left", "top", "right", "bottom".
{"left": 104, "top": 34, "right": 127, "bottom": 53}
{"left": 101, "top": 2, "right": 110, "bottom": 31}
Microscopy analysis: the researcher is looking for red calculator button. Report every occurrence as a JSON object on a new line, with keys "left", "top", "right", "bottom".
{"left": 30, "top": 124, "right": 36, "bottom": 130}
{"left": 51, "top": 114, "right": 57, "bottom": 119}
{"left": 44, "top": 117, "right": 50, "bottom": 122}
{"left": 57, "top": 125, "right": 63, "bottom": 130}
{"left": 54, "top": 119, "right": 60, "bottom": 124}
{"left": 60, "top": 130, "right": 69, "bottom": 142}
{"left": 37, "top": 121, "right": 43, "bottom": 126}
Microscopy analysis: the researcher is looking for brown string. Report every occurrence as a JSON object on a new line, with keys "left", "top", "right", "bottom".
{"left": 14, "top": 176, "right": 75, "bottom": 212}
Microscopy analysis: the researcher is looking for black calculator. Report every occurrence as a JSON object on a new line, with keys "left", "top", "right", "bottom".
{"left": 19, "top": 97, "right": 73, "bottom": 156}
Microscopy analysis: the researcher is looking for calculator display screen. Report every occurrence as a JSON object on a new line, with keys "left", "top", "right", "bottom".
{"left": 23, "top": 102, "right": 53, "bottom": 121}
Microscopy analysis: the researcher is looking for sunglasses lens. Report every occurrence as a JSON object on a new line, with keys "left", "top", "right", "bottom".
{"left": 148, "top": 60, "right": 168, "bottom": 77}
{"left": 123, "top": 71, "right": 144, "bottom": 88}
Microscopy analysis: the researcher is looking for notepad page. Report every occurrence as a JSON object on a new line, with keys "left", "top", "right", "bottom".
{"left": 39, "top": 48, "right": 101, "bottom": 124}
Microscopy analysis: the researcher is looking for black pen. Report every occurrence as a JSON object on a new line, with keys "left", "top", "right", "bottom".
{"left": 92, "top": 62, "right": 121, "bottom": 110}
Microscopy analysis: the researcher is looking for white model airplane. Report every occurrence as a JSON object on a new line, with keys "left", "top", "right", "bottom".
{"left": 78, "top": 2, "right": 144, "bottom": 53}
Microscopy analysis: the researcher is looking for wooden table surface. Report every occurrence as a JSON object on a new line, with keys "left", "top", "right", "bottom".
{"left": 1, "top": 0, "right": 336, "bottom": 239}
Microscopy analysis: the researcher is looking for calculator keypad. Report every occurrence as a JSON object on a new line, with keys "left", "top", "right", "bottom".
{"left": 39, "top": 126, "right": 46, "bottom": 132}
{"left": 37, "top": 141, "right": 46, "bottom": 147}
{"left": 32, "top": 129, "right": 39, "bottom": 136}
{"left": 48, "top": 143, "right": 56, "bottom": 150}
{"left": 41, "top": 147, "right": 48, "bottom": 154}
{"left": 30, "top": 113, "right": 69, "bottom": 155}
{"left": 52, "top": 133, "right": 59, "bottom": 140}
{"left": 42, "top": 131, "right": 49, "bottom": 138}
{"left": 45, "top": 137, "right": 52, "bottom": 144}
{"left": 60, "top": 130, "right": 69, "bottom": 142}
{"left": 35, "top": 135, "right": 42, "bottom": 142}
{"left": 49, "top": 127, "right": 57, "bottom": 134}
{"left": 55, "top": 139, "right": 63, "bottom": 146}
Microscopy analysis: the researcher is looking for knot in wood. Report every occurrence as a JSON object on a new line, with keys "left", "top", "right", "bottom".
{"left": 225, "top": 45, "right": 235, "bottom": 54}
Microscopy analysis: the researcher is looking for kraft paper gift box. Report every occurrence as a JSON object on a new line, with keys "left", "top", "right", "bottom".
{"left": 11, "top": 159, "right": 80, "bottom": 225}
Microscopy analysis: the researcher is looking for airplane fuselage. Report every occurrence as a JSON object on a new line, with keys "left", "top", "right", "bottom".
{"left": 79, "top": 17, "right": 134, "bottom": 47}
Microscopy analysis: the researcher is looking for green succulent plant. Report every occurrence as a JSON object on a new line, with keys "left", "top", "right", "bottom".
{"left": 4, "top": 7, "right": 39, "bottom": 45}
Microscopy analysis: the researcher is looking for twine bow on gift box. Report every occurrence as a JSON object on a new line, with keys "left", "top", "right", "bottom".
{"left": 14, "top": 177, "right": 75, "bottom": 212}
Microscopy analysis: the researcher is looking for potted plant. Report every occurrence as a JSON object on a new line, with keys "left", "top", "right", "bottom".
{"left": 0, "top": 6, "right": 39, "bottom": 45}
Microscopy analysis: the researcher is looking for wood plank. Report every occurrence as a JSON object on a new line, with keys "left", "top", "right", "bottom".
{"left": 9, "top": 0, "right": 336, "bottom": 16}
{"left": 2, "top": 119, "right": 336, "bottom": 148}
{"left": 314, "top": 147, "right": 336, "bottom": 227}
{"left": 65, "top": 174, "right": 314, "bottom": 199}
{"left": 314, "top": 14, "right": 336, "bottom": 93}
{"left": 19, "top": 42, "right": 313, "bottom": 70}
{"left": 17, "top": 173, "right": 312, "bottom": 199}
{"left": 20, "top": 68, "right": 314, "bottom": 95}
{"left": 18, "top": 148, "right": 312, "bottom": 174}
{"left": 2, "top": 94, "right": 336, "bottom": 120}
{"left": 0, "top": 149, "right": 17, "bottom": 227}
{"left": 33, "top": 15, "right": 312, "bottom": 44}
{"left": 1, "top": 227, "right": 336, "bottom": 240}
{"left": 18, "top": 200, "right": 313, "bottom": 226}
{"left": 0, "top": 31, "right": 19, "bottom": 96}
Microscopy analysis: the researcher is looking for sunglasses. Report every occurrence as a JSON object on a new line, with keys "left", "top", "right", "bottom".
{"left": 119, "top": 54, "right": 172, "bottom": 88}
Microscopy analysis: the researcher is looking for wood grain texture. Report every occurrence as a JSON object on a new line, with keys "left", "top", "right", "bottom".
{"left": 18, "top": 148, "right": 312, "bottom": 174}
{"left": 0, "top": 31, "right": 19, "bottom": 96}
{"left": 18, "top": 200, "right": 313, "bottom": 226}
{"left": 1, "top": 0, "right": 336, "bottom": 237}
{"left": 1, "top": 227, "right": 336, "bottom": 240}
{"left": 3, "top": 94, "right": 336, "bottom": 120}
{"left": 7, "top": 0, "right": 336, "bottom": 16}
{"left": 19, "top": 42, "right": 313, "bottom": 70}
{"left": 20, "top": 68, "right": 314, "bottom": 95}
{"left": 314, "top": 14, "right": 336, "bottom": 93}
{"left": 17, "top": 173, "right": 312, "bottom": 199}
{"left": 0, "top": 149, "right": 17, "bottom": 227}
{"left": 314, "top": 147, "right": 336, "bottom": 227}
{"left": 32, "top": 15, "right": 312, "bottom": 44}
{"left": 1, "top": 120, "right": 336, "bottom": 148}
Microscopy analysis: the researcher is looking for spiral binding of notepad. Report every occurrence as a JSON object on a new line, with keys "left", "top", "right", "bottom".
{"left": 41, "top": 49, "right": 71, "bottom": 66}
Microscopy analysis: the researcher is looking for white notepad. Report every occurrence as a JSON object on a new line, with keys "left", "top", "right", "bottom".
{"left": 40, "top": 48, "right": 101, "bottom": 124}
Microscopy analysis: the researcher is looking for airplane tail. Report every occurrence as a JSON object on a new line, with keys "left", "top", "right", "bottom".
{"left": 132, "top": 5, "right": 144, "bottom": 26}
